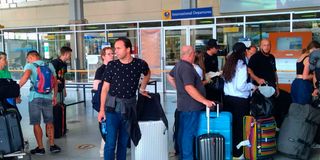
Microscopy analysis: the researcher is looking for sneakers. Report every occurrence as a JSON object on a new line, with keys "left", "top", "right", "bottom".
{"left": 50, "top": 144, "right": 61, "bottom": 153}
{"left": 30, "top": 145, "right": 61, "bottom": 155}
{"left": 30, "top": 147, "right": 45, "bottom": 155}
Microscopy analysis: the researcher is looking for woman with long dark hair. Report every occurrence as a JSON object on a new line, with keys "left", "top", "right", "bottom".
{"left": 222, "top": 42, "right": 255, "bottom": 158}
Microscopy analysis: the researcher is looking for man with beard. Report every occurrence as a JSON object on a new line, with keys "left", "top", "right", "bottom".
{"left": 248, "top": 39, "right": 279, "bottom": 96}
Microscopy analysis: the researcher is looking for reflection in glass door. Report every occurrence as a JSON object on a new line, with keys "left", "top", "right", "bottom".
{"left": 190, "top": 28, "right": 213, "bottom": 52}
{"left": 164, "top": 26, "right": 214, "bottom": 92}
{"left": 164, "top": 29, "right": 187, "bottom": 91}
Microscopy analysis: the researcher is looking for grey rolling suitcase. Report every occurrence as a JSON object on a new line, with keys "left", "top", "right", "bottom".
{"left": 0, "top": 111, "right": 11, "bottom": 154}
{"left": 197, "top": 106, "right": 225, "bottom": 160}
{"left": 278, "top": 103, "right": 320, "bottom": 160}
{"left": 0, "top": 107, "right": 24, "bottom": 155}
{"left": 5, "top": 108, "right": 24, "bottom": 152}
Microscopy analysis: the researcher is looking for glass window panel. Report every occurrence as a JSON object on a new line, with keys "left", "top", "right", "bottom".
{"left": 83, "top": 32, "right": 106, "bottom": 82}
{"left": 196, "top": 18, "right": 215, "bottom": 25}
{"left": 246, "top": 14, "right": 290, "bottom": 22}
{"left": 107, "top": 23, "right": 137, "bottom": 29}
{"left": 84, "top": 32, "right": 106, "bottom": 55}
{"left": 140, "top": 29, "right": 161, "bottom": 78}
{"left": 245, "top": 22, "right": 290, "bottom": 46}
{"left": 216, "top": 17, "right": 243, "bottom": 24}
{"left": 139, "top": 22, "right": 161, "bottom": 28}
{"left": 293, "top": 12, "right": 320, "bottom": 20}
{"left": 38, "top": 33, "right": 76, "bottom": 82}
{"left": 190, "top": 28, "right": 213, "bottom": 52}
{"left": 163, "top": 20, "right": 181, "bottom": 27}
{"left": 107, "top": 30, "right": 138, "bottom": 54}
{"left": 216, "top": 25, "right": 244, "bottom": 55}
{"left": 38, "top": 26, "right": 73, "bottom": 32}
{"left": 164, "top": 29, "right": 186, "bottom": 92}
{"left": 81, "top": 24, "right": 105, "bottom": 31}
{"left": 165, "top": 29, "right": 186, "bottom": 66}
{"left": 38, "top": 33, "right": 73, "bottom": 59}
{"left": 293, "top": 21, "right": 320, "bottom": 42}
{"left": 165, "top": 72, "right": 175, "bottom": 91}
{"left": 4, "top": 29, "right": 37, "bottom": 80}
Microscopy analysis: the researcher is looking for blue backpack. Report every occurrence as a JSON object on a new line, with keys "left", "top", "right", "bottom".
{"left": 33, "top": 62, "right": 54, "bottom": 94}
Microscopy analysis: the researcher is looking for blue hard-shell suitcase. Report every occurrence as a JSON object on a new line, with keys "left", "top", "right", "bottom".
{"left": 197, "top": 104, "right": 232, "bottom": 160}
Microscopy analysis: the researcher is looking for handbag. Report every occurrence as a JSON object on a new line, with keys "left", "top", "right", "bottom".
{"left": 258, "top": 84, "right": 275, "bottom": 98}
{"left": 0, "top": 78, "right": 20, "bottom": 99}
{"left": 207, "top": 76, "right": 224, "bottom": 92}
{"left": 250, "top": 90, "right": 273, "bottom": 117}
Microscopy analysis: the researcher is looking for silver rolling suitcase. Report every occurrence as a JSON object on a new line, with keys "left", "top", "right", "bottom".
{"left": 197, "top": 106, "right": 225, "bottom": 160}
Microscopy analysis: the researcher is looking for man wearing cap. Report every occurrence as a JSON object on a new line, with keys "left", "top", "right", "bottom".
{"left": 204, "top": 39, "right": 219, "bottom": 73}
{"left": 204, "top": 39, "right": 221, "bottom": 101}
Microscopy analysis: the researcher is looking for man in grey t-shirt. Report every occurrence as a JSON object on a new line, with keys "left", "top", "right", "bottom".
{"left": 167, "top": 45, "right": 215, "bottom": 160}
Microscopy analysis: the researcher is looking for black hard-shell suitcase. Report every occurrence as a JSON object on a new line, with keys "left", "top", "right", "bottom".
{"left": 53, "top": 93, "right": 67, "bottom": 138}
{"left": 53, "top": 102, "right": 66, "bottom": 138}
{"left": 197, "top": 107, "right": 225, "bottom": 160}
{"left": 136, "top": 93, "right": 168, "bottom": 129}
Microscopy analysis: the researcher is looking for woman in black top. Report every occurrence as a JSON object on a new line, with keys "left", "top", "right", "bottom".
{"left": 92, "top": 46, "right": 114, "bottom": 158}
{"left": 93, "top": 47, "right": 114, "bottom": 90}
{"left": 291, "top": 48, "right": 313, "bottom": 105}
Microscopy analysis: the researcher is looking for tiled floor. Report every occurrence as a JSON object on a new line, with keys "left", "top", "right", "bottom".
{"left": 9, "top": 87, "right": 320, "bottom": 160}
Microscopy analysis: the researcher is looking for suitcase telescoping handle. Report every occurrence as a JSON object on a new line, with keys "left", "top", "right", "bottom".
{"left": 206, "top": 103, "right": 219, "bottom": 134}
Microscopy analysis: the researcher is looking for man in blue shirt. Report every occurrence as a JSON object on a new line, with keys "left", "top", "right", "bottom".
{"left": 19, "top": 50, "right": 61, "bottom": 155}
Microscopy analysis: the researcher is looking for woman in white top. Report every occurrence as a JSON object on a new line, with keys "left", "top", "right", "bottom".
{"left": 193, "top": 50, "right": 206, "bottom": 81}
{"left": 222, "top": 42, "right": 255, "bottom": 158}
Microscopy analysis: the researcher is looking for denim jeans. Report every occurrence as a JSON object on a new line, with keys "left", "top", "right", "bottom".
{"left": 104, "top": 111, "right": 129, "bottom": 160}
{"left": 178, "top": 111, "right": 200, "bottom": 160}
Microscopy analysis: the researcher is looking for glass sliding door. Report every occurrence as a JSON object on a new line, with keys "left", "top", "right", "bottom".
{"left": 164, "top": 28, "right": 187, "bottom": 91}
{"left": 163, "top": 26, "right": 215, "bottom": 92}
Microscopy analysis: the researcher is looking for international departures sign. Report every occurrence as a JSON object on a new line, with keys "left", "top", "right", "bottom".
{"left": 162, "top": 7, "right": 212, "bottom": 20}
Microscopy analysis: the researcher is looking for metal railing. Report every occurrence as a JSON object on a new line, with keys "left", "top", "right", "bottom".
{"left": 65, "top": 80, "right": 158, "bottom": 108}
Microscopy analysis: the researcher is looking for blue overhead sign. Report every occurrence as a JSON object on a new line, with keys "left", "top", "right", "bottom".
{"left": 162, "top": 7, "right": 212, "bottom": 20}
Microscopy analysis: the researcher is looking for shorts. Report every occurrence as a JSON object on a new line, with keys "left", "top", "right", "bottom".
{"left": 28, "top": 98, "right": 53, "bottom": 125}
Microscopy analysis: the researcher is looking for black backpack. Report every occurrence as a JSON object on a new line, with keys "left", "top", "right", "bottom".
{"left": 92, "top": 82, "right": 103, "bottom": 112}
{"left": 250, "top": 90, "right": 273, "bottom": 117}
{"left": 0, "top": 78, "right": 20, "bottom": 99}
